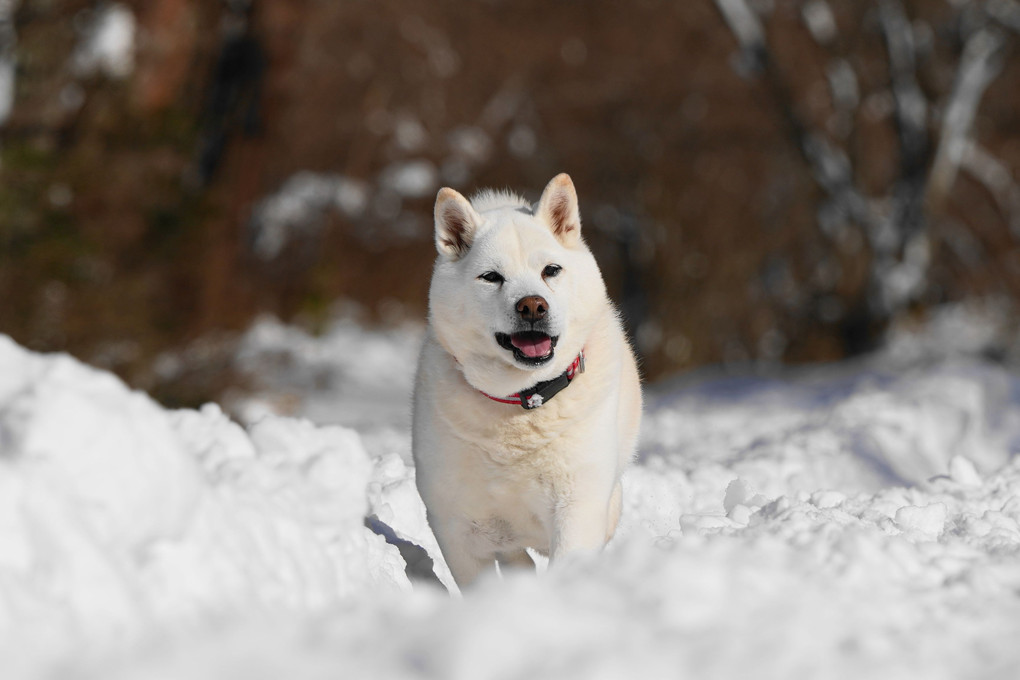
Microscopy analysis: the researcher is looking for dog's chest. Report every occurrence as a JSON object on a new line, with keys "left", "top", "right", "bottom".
{"left": 455, "top": 412, "right": 581, "bottom": 540}
{"left": 458, "top": 458, "right": 560, "bottom": 554}
{"left": 455, "top": 393, "right": 580, "bottom": 457}
{"left": 467, "top": 465, "right": 550, "bottom": 543}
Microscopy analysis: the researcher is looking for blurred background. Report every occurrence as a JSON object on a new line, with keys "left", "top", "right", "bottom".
{"left": 1, "top": 0, "right": 1018, "bottom": 407}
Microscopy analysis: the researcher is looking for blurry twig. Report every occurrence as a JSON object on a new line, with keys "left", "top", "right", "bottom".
{"left": 987, "top": 0, "right": 1020, "bottom": 34}
{"left": 926, "top": 28, "right": 1006, "bottom": 210}
{"left": 715, "top": 0, "right": 766, "bottom": 57}
{"left": 191, "top": 0, "right": 266, "bottom": 188}
{"left": 871, "top": 0, "right": 930, "bottom": 315}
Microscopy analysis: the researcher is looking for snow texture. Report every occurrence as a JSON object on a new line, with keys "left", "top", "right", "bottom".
{"left": 0, "top": 335, "right": 411, "bottom": 678}
{"left": 4, "top": 306, "right": 1020, "bottom": 678}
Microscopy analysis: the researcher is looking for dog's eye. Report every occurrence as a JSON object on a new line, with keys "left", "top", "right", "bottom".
{"left": 478, "top": 271, "right": 505, "bottom": 284}
{"left": 542, "top": 264, "right": 562, "bottom": 279}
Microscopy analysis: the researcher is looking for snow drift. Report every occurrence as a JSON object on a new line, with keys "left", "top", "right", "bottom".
{"left": 3, "top": 319, "right": 1020, "bottom": 679}
{"left": 0, "top": 334, "right": 414, "bottom": 677}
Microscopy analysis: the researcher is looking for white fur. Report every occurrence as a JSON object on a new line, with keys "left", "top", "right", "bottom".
{"left": 412, "top": 174, "right": 642, "bottom": 588}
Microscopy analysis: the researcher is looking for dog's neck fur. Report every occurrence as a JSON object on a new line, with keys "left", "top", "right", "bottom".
{"left": 475, "top": 350, "right": 585, "bottom": 409}
{"left": 451, "top": 342, "right": 585, "bottom": 402}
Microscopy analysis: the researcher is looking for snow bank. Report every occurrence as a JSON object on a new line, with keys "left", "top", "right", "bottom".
{"left": 228, "top": 313, "right": 421, "bottom": 435}
{"left": 5, "top": 319, "right": 1020, "bottom": 678}
{"left": 0, "top": 335, "right": 410, "bottom": 677}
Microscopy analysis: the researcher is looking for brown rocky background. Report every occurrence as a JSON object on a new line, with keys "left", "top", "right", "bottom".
{"left": 1, "top": 0, "right": 1018, "bottom": 406}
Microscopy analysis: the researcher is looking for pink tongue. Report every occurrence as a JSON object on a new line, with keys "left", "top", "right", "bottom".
{"left": 511, "top": 334, "right": 552, "bottom": 358}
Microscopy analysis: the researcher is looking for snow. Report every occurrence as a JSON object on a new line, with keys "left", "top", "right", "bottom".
{"left": 227, "top": 313, "right": 421, "bottom": 438}
{"left": 447, "top": 126, "right": 493, "bottom": 165}
{"left": 379, "top": 159, "right": 439, "bottom": 199}
{"left": 248, "top": 173, "right": 368, "bottom": 260}
{"left": 71, "top": 3, "right": 136, "bottom": 79}
{"left": 0, "top": 335, "right": 411, "bottom": 677}
{"left": 4, "top": 306, "right": 1020, "bottom": 678}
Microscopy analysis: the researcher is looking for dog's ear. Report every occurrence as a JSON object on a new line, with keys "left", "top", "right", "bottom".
{"left": 434, "top": 187, "right": 482, "bottom": 260}
{"left": 536, "top": 173, "right": 581, "bottom": 247}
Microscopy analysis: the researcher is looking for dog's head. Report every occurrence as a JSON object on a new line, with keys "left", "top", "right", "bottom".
{"left": 428, "top": 174, "right": 607, "bottom": 395}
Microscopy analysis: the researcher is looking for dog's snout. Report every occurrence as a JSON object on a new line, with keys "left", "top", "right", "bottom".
{"left": 516, "top": 295, "right": 548, "bottom": 322}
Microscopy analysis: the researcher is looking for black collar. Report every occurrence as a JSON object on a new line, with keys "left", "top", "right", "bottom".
{"left": 479, "top": 350, "right": 585, "bottom": 410}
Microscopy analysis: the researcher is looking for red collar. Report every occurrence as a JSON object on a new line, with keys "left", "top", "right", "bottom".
{"left": 480, "top": 350, "right": 585, "bottom": 410}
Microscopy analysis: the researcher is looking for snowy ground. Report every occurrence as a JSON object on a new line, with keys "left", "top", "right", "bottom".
{"left": 3, "top": 307, "right": 1020, "bottom": 679}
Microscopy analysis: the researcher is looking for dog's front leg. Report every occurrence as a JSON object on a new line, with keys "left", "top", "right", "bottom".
{"left": 549, "top": 481, "right": 614, "bottom": 561}
{"left": 429, "top": 515, "right": 495, "bottom": 589}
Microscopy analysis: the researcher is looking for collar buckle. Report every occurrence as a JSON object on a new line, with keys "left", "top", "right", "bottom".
{"left": 481, "top": 350, "right": 586, "bottom": 410}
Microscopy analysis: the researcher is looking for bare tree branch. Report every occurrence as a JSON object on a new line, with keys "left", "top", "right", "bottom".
{"left": 711, "top": 0, "right": 1014, "bottom": 346}
{"left": 715, "top": 0, "right": 766, "bottom": 54}
{"left": 871, "top": 0, "right": 931, "bottom": 314}
{"left": 801, "top": 1, "right": 838, "bottom": 46}
{"left": 927, "top": 28, "right": 1006, "bottom": 208}
{"left": 987, "top": 0, "right": 1020, "bottom": 34}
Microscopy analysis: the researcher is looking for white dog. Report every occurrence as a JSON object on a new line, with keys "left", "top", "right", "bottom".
{"left": 412, "top": 173, "right": 642, "bottom": 588}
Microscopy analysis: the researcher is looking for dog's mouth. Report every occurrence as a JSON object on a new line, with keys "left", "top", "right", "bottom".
{"left": 495, "top": 331, "right": 558, "bottom": 365}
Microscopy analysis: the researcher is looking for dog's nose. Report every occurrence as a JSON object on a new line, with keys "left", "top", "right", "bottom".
{"left": 516, "top": 295, "right": 548, "bottom": 322}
